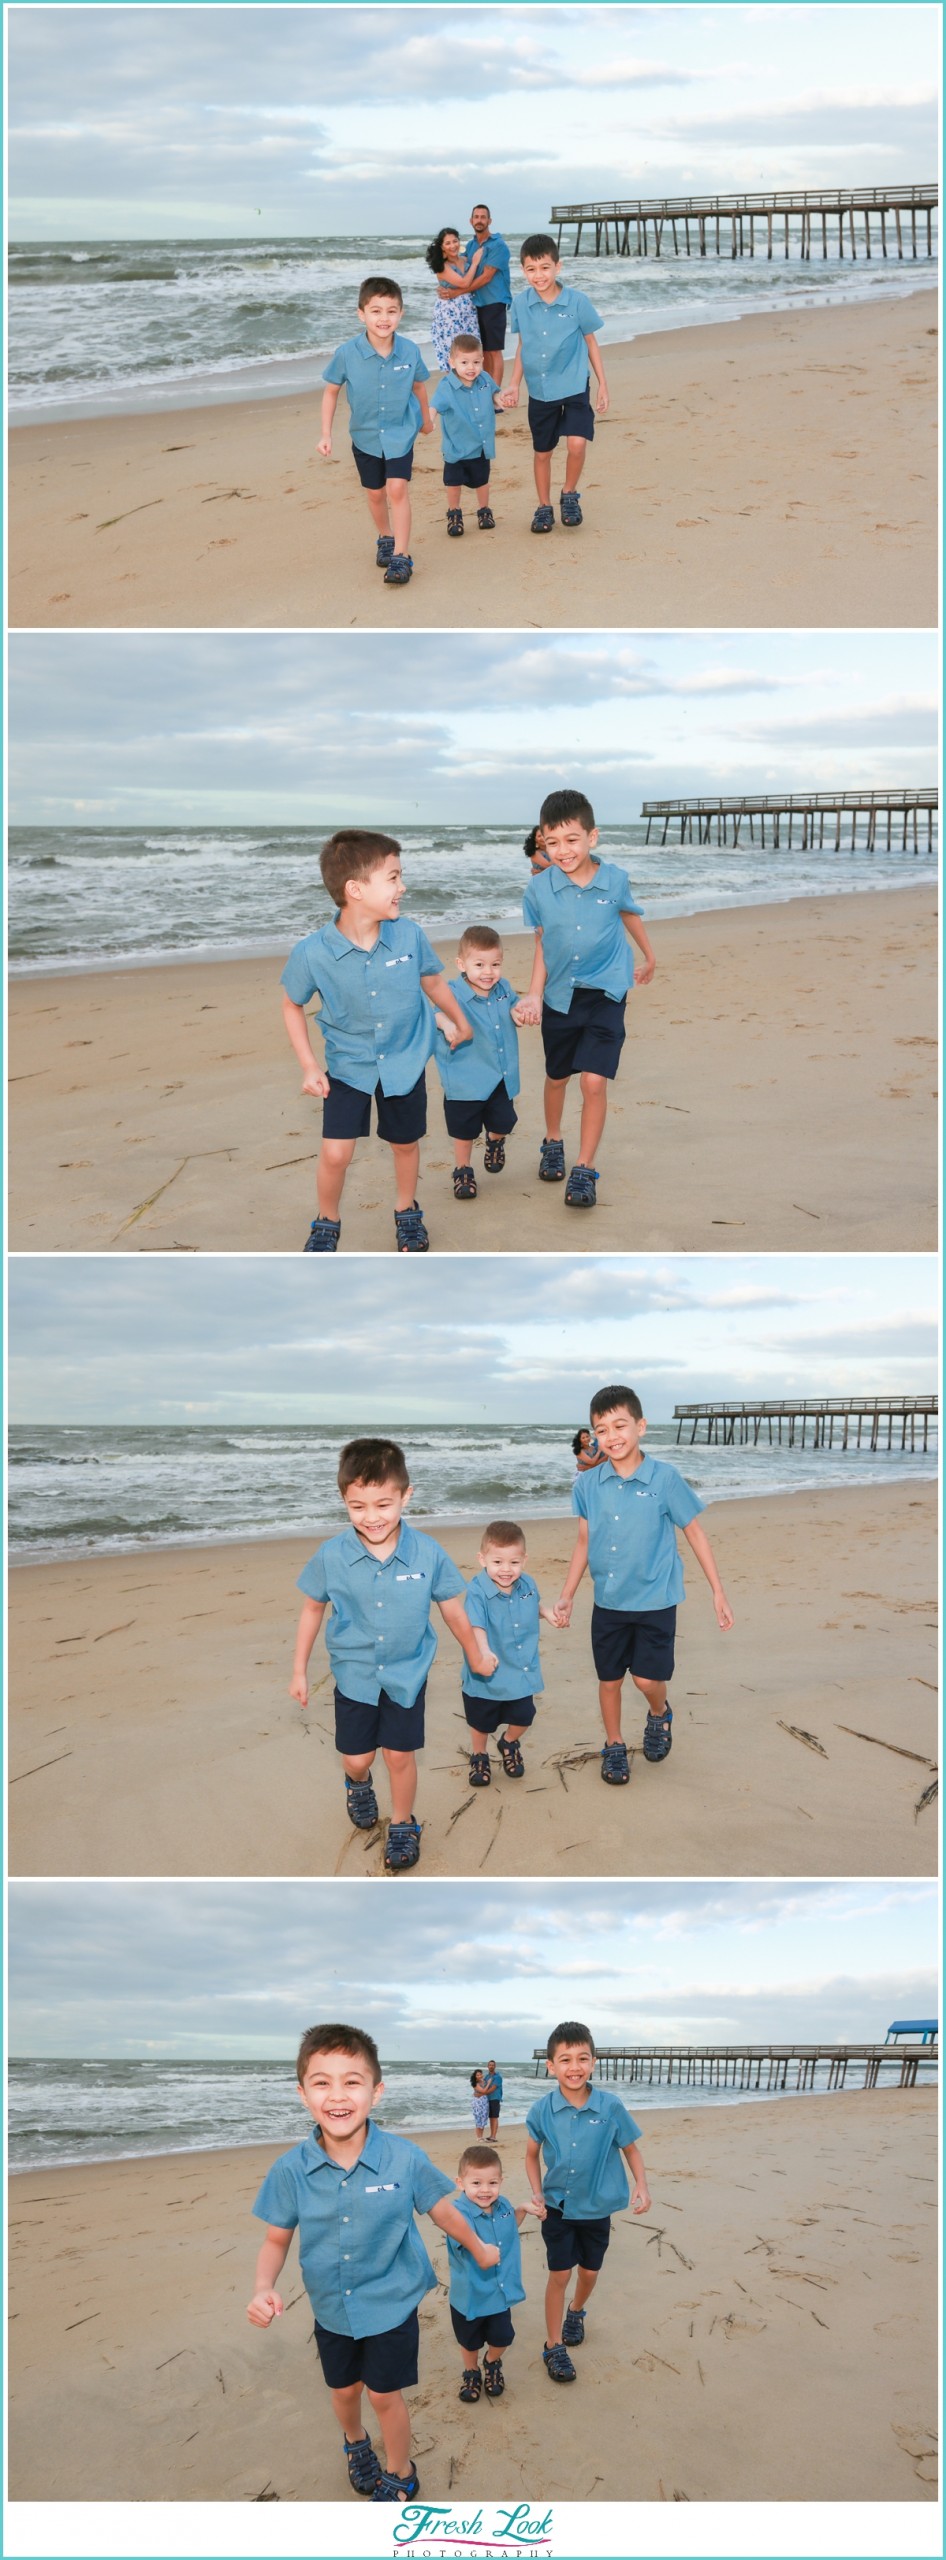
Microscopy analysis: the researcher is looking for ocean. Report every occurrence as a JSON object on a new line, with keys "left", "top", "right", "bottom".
{"left": 8, "top": 1421, "right": 937, "bottom": 1567}
{"left": 8, "top": 232, "right": 938, "bottom": 425}
{"left": 9, "top": 821, "right": 936, "bottom": 978}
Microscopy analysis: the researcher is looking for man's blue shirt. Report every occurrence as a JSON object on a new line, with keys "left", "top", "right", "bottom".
{"left": 298, "top": 1520, "right": 466, "bottom": 1707}
{"left": 430, "top": 373, "right": 497, "bottom": 463}
{"left": 463, "top": 1567, "right": 543, "bottom": 1702}
{"left": 464, "top": 231, "right": 513, "bottom": 308}
{"left": 526, "top": 2083, "right": 641, "bottom": 2218}
{"left": 446, "top": 2192, "right": 525, "bottom": 2318}
{"left": 523, "top": 859, "right": 642, "bottom": 1014}
{"left": 253, "top": 2121, "right": 454, "bottom": 2337}
{"left": 323, "top": 331, "right": 429, "bottom": 458}
{"left": 281, "top": 915, "right": 443, "bottom": 1096}
{"left": 571, "top": 1453, "right": 703, "bottom": 1611}
{"left": 434, "top": 975, "right": 520, "bottom": 1101}
{"left": 509, "top": 285, "right": 603, "bottom": 399}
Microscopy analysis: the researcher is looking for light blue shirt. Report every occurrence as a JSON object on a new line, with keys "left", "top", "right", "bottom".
{"left": 281, "top": 915, "right": 442, "bottom": 1097}
{"left": 523, "top": 858, "right": 642, "bottom": 1015}
{"left": 526, "top": 2083, "right": 641, "bottom": 2219}
{"left": 253, "top": 2122, "right": 455, "bottom": 2337}
{"left": 464, "top": 231, "right": 513, "bottom": 308}
{"left": 463, "top": 1567, "right": 543, "bottom": 1703}
{"left": 572, "top": 1453, "right": 703, "bottom": 1611}
{"left": 434, "top": 975, "right": 520, "bottom": 1102}
{"left": 430, "top": 373, "right": 497, "bottom": 464}
{"left": 446, "top": 2192, "right": 525, "bottom": 2319}
{"left": 323, "top": 330, "right": 429, "bottom": 459}
{"left": 509, "top": 284, "right": 603, "bottom": 399}
{"left": 298, "top": 1520, "right": 466, "bottom": 1708}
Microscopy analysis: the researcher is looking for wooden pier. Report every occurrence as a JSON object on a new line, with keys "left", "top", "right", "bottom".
{"left": 641, "top": 788, "right": 937, "bottom": 852}
{"left": 551, "top": 183, "right": 937, "bottom": 262}
{"left": 673, "top": 1397, "right": 937, "bottom": 1452}
{"left": 533, "top": 2042, "right": 938, "bottom": 2091}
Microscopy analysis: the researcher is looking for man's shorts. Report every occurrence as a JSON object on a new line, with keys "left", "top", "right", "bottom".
{"left": 591, "top": 1603, "right": 677, "bottom": 1685}
{"left": 351, "top": 444, "right": 414, "bottom": 489}
{"left": 462, "top": 1689, "right": 536, "bottom": 1736}
{"left": 443, "top": 1078, "right": 518, "bottom": 1142}
{"left": 477, "top": 304, "right": 508, "bottom": 354}
{"left": 527, "top": 384, "right": 595, "bottom": 453}
{"left": 450, "top": 2304, "right": 515, "bottom": 2351}
{"left": 541, "top": 2203, "right": 612, "bottom": 2273}
{"left": 541, "top": 988, "right": 626, "bottom": 1083}
{"left": 322, "top": 1071, "right": 427, "bottom": 1145}
{"left": 314, "top": 2306, "right": 419, "bottom": 2392}
{"left": 442, "top": 454, "right": 491, "bottom": 490}
{"left": 334, "top": 1681, "right": 427, "bottom": 1756}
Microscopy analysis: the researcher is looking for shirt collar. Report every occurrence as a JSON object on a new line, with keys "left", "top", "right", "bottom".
{"left": 595, "top": 1452, "right": 655, "bottom": 1487}
{"left": 543, "top": 857, "right": 600, "bottom": 897}
{"left": 323, "top": 916, "right": 396, "bottom": 963}
{"left": 341, "top": 1519, "right": 415, "bottom": 1570}
{"left": 549, "top": 2079, "right": 596, "bottom": 2114}
{"left": 358, "top": 328, "right": 403, "bottom": 360}
{"left": 301, "top": 2116, "right": 386, "bottom": 2176}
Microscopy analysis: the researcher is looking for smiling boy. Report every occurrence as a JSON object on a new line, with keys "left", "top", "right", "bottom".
{"left": 447, "top": 2143, "right": 543, "bottom": 2404}
{"left": 516, "top": 788, "right": 656, "bottom": 1209}
{"left": 430, "top": 335, "right": 498, "bottom": 535}
{"left": 319, "top": 276, "right": 433, "bottom": 586}
{"left": 502, "top": 235, "right": 607, "bottom": 531}
{"left": 433, "top": 925, "right": 532, "bottom": 1200}
{"left": 461, "top": 1519, "right": 561, "bottom": 1786}
{"left": 525, "top": 2022, "right": 650, "bottom": 2382}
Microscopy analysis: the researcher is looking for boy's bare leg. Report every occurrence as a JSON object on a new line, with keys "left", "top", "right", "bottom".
{"left": 598, "top": 1677, "right": 624, "bottom": 1744}
{"left": 363, "top": 488, "right": 393, "bottom": 540}
{"left": 385, "top": 476, "right": 412, "bottom": 555}
{"left": 390, "top": 1140, "right": 421, "bottom": 1212}
{"left": 633, "top": 1674, "right": 669, "bottom": 1719}
{"left": 341, "top": 1750, "right": 378, "bottom": 1785}
{"left": 317, "top": 1137, "right": 357, "bottom": 1220}
{"left": 459, "top": 2344, "right": 480, "bottom": 2372}
{"left": 478, "top": 478, "right": 492, "bottom": 508}
{"left": 570, "top": 2266, "right": 599, "bottom": 2313}
{"left": 544, "top": 2264, "right": 571, "bottom": 2345}
{"left": 454, "top": 1139, "right": 474, "bottom": 1169}
{"left": 533, "top": 451, "right": 553, "bottom": 506}
{"left": 445, "top": 481, "right": 462, "bottom": 511}
{"left": 503, "top": 1721, "right": 527, "bottom": 1742}
{"left": 562, "top": 434, "right": 588, "bottom": 493}
{"left": 543, "top": 1073, "right": 569, "bottom": 1139}
{"left": 483, "top": 349, "right": 503, "bottom": 389}
{"left": 381, "top": 1746, "right": 418, "bottom": 1822}
{"left": 365, "top": 2387, "right": 413, "bottom": 2482}
{"left": 577, "top": 1070, "right": 608, "bottom": 1169}
{"left": 468, "top": 1722, "right": 489, "bottom": 1752}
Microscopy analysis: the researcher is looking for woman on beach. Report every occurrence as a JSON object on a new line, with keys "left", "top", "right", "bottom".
{"left": 470, "top": 2069, "right": 490, "bottom": 2134}
{"left": 426, "top": 227, "right": 487, "bottom": 372}
{"left": 572, "top": 1427, "right": 602, "bottom": 1474}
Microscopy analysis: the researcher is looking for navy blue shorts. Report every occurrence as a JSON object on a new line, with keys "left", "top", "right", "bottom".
{"left": 450, "top": 2305, "right": 515, "bottom": 2350}
{"left": 351, "top": 444, "right": 414, "bottom": 489}
{"left": 314, "top": 2307, "right": 419, "bottom": 2392}
{"left": 528, "top": 385, "right": 595, "bottom": 453}
{"left": 322, "top": 1072, "right": 427, "bottom": 1145}
{"left": 591, "top": 1603, "right": 676, "bottom": 1685}
{"left": 477, "top": 305, "right": 508, "bottom": 354}
{"left": 443, "top": 1079, "right": 518, "bottom": 1141}
{"left": 541, "top": 988, "right": 627, "bottom": 1082}
{"left": 542, "top": 2204, "right": 612, "bottom": 2273}
{"left": 462, "top": 1690, "right": 536, "bottom": 1736}
{"left": 443, "top": 454, "right": 491, "bottom": 490}
{"left": 334, "top": 1681, "right": 427, "bottom": 1756}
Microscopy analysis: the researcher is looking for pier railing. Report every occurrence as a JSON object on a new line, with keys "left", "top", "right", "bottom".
{"left": 533, "top": 2042, "right": 938, "bottom": 2091}
{"left": 641, "top": 788, "right": 937, "bottom": 850}
{"left": 673, "top": 1396, "right": 937, "bottom": 1450}
{"left": 550, "top": 184, "right": 937, "bottom": 260}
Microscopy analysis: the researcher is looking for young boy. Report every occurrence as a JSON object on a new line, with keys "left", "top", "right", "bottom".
{"left": 430, "top": 336, "right": 497, "bottom": 535}
{"left": 433, "top": 926, "right": 530, "bottom": 1200}
{"left": 525, "top": 2021, "right": 650, "bottom": 2382}
{"left": 501, "top": 235, "right": 607, "bottom": 532}
{"left": 516, "top": 787, "right": 656, "bottom": 1208}
{"left": 248, "top": 2023, "right": 503, "bottom": 2502}
{"left": 555, "top": 1385, "right": 734, "bottom": 1785}
{"left": 280, "top": 829, "right": 472, "bottom": 1253}
{"left": 289, "top": 1437, "right": 498, "bottom": 1871}
{"left": 461, "top": 1518, "right": 560, "bottom": 1786}
{"left": 319, "top": 276, "right": 433, "bottom": 587}
{"left": 446, "top": 2142, "right": 541, "bottom": 2403}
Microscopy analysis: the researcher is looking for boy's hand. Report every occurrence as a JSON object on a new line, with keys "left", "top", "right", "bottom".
{"left": 513, "top": 994, "right": 541, "bottom": 1025}
{"left": 316, "top": 437, "right": 333, "bottom": 458}
{"left": 434, "top": 1008, "right": 463, "bottom": 1049}
{"left": 631, "top": 2183, "right": 652, "bottom": 2216}
{"left": 634, "top": 955, "right": 656, "bottom": 985}
{"left": 301, "top": 1063, "right": 330, "bottom": 1098}
{"left": 247, "top": 2289, "right": 284, "bottom": 2325}
{"left": 500, "top": 384, "right": 521, "bottom": 408}
{"left": 475, "top": 1646, "right": 499, "bottom": 1678}
{"left": 538, "top": 1605, "right": 561, "bottom": 1627}
{"left": 714, "top": 1591, "right": 735, "bottom": 1631}
{"left": 289, "top": 1674, "right": 308, "bottom": 1708}
{"left": 521, "top": 2194, "right": 546, "bottom": 2217}
{"left": 420, "top": 415, "right": 435, "bottom": 435}
{"left": 552, "top": 1596, "right": 573, "bottom": 1627}
{"left": 474, "top": 2242, "right": 502, "bottom": 2269}
{"left": 596, "top": 385, "right": 610, "bottom": 415}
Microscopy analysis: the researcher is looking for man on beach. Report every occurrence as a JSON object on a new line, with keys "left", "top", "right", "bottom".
{"left": 464, "top": 205, "right": 512, "bottom": 398}
{"left": 483, "top": 2062, "right": 503, "bottom": 2141}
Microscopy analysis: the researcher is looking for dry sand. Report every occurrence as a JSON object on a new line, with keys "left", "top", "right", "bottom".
{"left": 8, "top": 294, "right": 937, "bottom": 630}
{"left": 8, "top": 890, "right": 938, "bottom": 1254}
{"left": 7, "top": 2091, "right": 938, "bottom": 2503}
{"left": 9, "top": 1484, "right": 937, "bottom": 1881}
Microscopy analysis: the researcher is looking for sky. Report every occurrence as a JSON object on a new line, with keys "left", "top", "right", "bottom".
{"left": 8, "top": 1253, "right": 938, "bottom": 1424}
{"left": 9, "top": 4, "right": 939, "bottom": 238}
{"left": 9, "top": 631, "right": 939, "bottom": 829}
{"left": 7, "top": 1878, "right": 939, "bottom": 2057}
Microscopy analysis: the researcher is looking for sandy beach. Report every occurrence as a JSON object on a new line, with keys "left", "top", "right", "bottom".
{"left": 7, "top": 2089, "right": 937, "bottom": 2503}
{"left": 8, "top": 889, "right": 937, "bottom": 1254}
{"left": 9, "top": 1483, "right": 937, "bottom": 1881}
{"left": 8, "top": 294, "right": 937, "bottom": 630}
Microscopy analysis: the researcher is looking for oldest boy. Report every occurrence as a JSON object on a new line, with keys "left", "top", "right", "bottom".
{"left": 502, "top": 235, "right": 607, "bottom": 531}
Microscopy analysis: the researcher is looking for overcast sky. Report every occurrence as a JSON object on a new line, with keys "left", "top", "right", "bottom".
{"left": 9, "top": 1253, "right": 938, "bottom": 1425}
{"left": 10, "top": 4, "right": 939, "bottom": 238}
{"left": 9, "top": 631, "right": 938, "bottom": 829}
{"left": 8, "top": 1878, "right": 939, "bottom": 2058}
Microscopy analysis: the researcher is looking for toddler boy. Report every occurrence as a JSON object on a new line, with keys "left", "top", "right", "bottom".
{"left": 462, "top": 1518, "right": 560, "bottom": 1785}
{"left": 289, "top": 1437, "right": 497, "bottom": 1871}
{"left": 433, "top": 925, "right": 530, "bottom": 1199}
{"left": 447, "top": 2143, "right": 541, "bottom": 2403}
{"left": 320, "top": 276, "right": 432, "bottom": 586}
{"left": 502, "top": 236, "right": 607, "bottom": 532}
{"left": 516, "top": 787, "right": 656, "bottom": 1208}
{"left": 525, "top": 2021, "right": 650, "bottom": 2382}
{"left": 431, "top": 336, "right": 497, "bottom": 535}
{"left": 248, "top": 2023, "right": 502, "bottom": 2501}
{"left": 281, "top": 828, "right": 472, "bottom": 1253}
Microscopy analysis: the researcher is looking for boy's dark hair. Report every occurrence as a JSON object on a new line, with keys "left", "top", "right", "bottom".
{"left": 547, "top": 2020, "right": 596, "bottom": 2060}
{"left": 459, "top": 923, "right": 502, "bottom": 955}
{"left": 589, "top": 1384, "right": 644, "bottom": 1424}
{"left": 358, "top": 274, "right": 403, "bottom": 309}
{"left": 424, "top": 227, "right": 460, "bottom": 275}
{"left": 539, "top": 787, "right": 596, "bottom": 832}
{"left": 338, "top": 1436, "right": 410, "bottom": 1494}
{"left": 523, "top": 826, "right": 544, "bottom": 860}
{"left": 297, "top": 2023, "right": 382, "bottom": 2083}
{"left": 449, "top": 333, "right": 482, "bottom": 359}
{"left": 481, "top": 1518, "right": 525, "bottom": 1549}
{"left": 521, "top": 233, "right": 558, "bottom": 263}
{"left": 459, "top": 2142, "right": 501, "bottom": 2174}
{"left": 320, "top": 828, "right": 401, "bottom": 909}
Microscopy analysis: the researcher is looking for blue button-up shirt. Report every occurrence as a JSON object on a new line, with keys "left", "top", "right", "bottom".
{"left": 433, "top": 975, "right": 520, "bottom": 1102}
{"left": 323, "top": 331, "right": 430, "bottom": 459}
{"left": 430, "top": 372, "right": 497, "bottom": 464}
{"left": 509, "top": 285, "right": 603, "bottom": 399}
{"left": 526, "top": 2083, "right": 641, "bottom": 2219}
{"left": 253, "top": 2121, "right": 455, "bottom": 2337}
{"left": 281, "top": 915, "right": 442, "bottom": 1097}
{"left": 464, "top": 231, "right": 512, "bottom": 308}
{"left": 446, "top": 2192, "right": 525, "bottom": 2319}
{"left": 572, "top": 1453, "right": 703, "bottom": 1612}
{"left": 484, "top": 2070, "right": 503, "bottom": 2102}
{"left": 463, "top": 1567, "right": 543, "bottom": 1703}
{"left": 298, "top": 1519, "right": 466, "bottom": 1708}
{"left": 523, "top": 858, "right": 642, "bottom": 1015}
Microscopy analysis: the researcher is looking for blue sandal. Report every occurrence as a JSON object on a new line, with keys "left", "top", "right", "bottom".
{"left": 539, "top": 1138, "right": 566, "bottom": 1182}
{"left": 383, "top": 552, "right": 413, "bottom": 586}
{"left": 531, "top": 505, "right": 554, "bottom": 534}
{"left": 498, "top": 1734, "right": 524, "bottom": 1779}
{"left": 601, "top": 1740, "right": 630, "bottom": 1786}
{"left": 560, "top": 490, "right": 583, "bottom": 527}
{"left": 543, "top": 2342, "right": 576, "bottom": 2382}
{"left": 562, "top": 2307, "right": 586, "bottom": 2345}
{"left": 345, "top": 1774, "right": 379, "bottom": 1829}
{"left": 469, "top": 1752, "right": 491, "bottom": 1788}
{"left": 372, "top": 2467, "right": 421, "bottom": 2501}
{"left": 384, "top": 1818, "right": 422, "bottom": 1873}
{"left": 345, "top": 2434, "right": 382, "bottom": 2495}
{"left": 375, "top": 535, "right": 395, "bottom": 569}
{"left": 303, "top": 1217, "right": 341, "bottom": 1253}
{"left": 483, "top": 1135, "right": 506, "bottom": 1172}
{"left": 565, "top": 1164, "right": 598, "bottom": 1207}
{"left": 643, "top": 1707, "right": 673, "bottom": 1762}
{"left": 394, "top": 1200, "right": 429, "bottom": 1253}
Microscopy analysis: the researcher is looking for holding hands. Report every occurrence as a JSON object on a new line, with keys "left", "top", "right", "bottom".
{"left": 512, "top": 995, "right": 541, "bottom": 1026}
